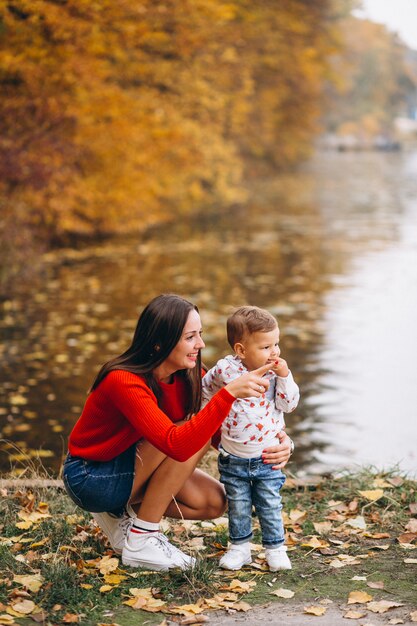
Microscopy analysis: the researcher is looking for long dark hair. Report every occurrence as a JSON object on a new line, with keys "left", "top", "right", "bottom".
{"left": 90, "top": 294, "right": 202, "bottom": 416}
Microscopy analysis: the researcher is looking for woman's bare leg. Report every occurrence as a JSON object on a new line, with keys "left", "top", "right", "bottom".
{"left": 129, "top": 439, "right": 226, "bottom": 522}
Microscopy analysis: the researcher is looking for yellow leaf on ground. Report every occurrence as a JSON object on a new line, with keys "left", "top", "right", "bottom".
{"left": 103, "top": 574, "right": 127, "bottom": 585}
{"left": 348, "top": 591, "right": 373, "bottom": 604}
{"left": 344, "top": 609, "right": 367, "bottom": 619}
{"left": 358, "top": 489, "right": 384, "bottom": 501}
{"left": 367, "top": 601, "right": 404, "bottom": 613}
{"left": 313, "top": 522, "right": 332, "bottom": 535}
{"left": 141, "top": 599, "right": 166, "bottom": 613}
{"left": 124, "top": 597, "right": 147, "bottom": 609}
{"left": 389, "top": 619, "right": 405, "bottom": 624}
{"left": 304, "top": 606, "right": 327, "bottom": 616}
{"left": 301, "top": 536, "right": 329, "bottom": 549}
{"left": 169, "top": 604, "right": 205, "bottom": 616}
{"left": 15, "top": 521, "right": 33, "bottom": 530}
{"left": 80, "top": 584, "right": 93, "bottom": 590}
{"left": 232, "top": 602, "right": 252, "bottom": 612}
{"left": 10, "top": 600, "right": 35, "bottom": 615}
{"left": 270, "top": 588, "right": 295, "bottom": 598}
{"left": 128, "top": 588, "right": 153, "bottom": 598}
{"left": 98, "top": 556, "right": 119, "bottom": 575}
{"left": 226, "top": 580, "right": 256, "bottom": 593}
{"left": 410, "top": 610, "right": 417, "bottom": 622}
{"left": 13, "top": 574, "right": 43, "bottom": 593}
{"left": 99, "top": 585, "right": 114, "bottom": 593}
{"left": 372, "top": 478, "right": 392, "bottom": 488}
{"left": 0, "top": 615, "right": 15, "bottom": 625}
{"left": 404, "top": 558, "right": 417, "bottom": 564}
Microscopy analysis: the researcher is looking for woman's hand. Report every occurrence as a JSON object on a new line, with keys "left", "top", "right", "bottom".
{"left": 225, "top": 363, "right": 272, "bottom": 399}
{"left": 262, "top": 431, "right": 293, "bottom": 470}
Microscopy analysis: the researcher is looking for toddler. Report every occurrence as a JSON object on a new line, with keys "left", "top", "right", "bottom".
{"left": 202, "top": 306, "right": 299, "bottom": 571}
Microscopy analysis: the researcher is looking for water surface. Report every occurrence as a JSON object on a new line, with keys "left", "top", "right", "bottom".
{"left": 1, "top": 149, "right": 416, "bottom": 475}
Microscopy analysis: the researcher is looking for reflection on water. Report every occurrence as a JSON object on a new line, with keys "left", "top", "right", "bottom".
{"left": 1, "top": 150, "right": 417, "bottom": 475}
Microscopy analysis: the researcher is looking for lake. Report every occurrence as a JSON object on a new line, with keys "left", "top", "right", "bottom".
{"left": 1, "top": 149, "right": 416, "bottom": 476}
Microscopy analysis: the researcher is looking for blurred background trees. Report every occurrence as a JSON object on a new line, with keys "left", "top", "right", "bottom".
{"left": 1, "top": 0, "right": 416, "bottom": 293}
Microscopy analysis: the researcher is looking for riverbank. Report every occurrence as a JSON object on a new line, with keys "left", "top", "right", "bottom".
{"left": 1, "top": 468, "right": 416, "bottom": 625}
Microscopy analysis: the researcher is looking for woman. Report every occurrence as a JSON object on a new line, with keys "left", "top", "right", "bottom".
{"left": 63, "top": 294, "right": 293, "bottom": 571}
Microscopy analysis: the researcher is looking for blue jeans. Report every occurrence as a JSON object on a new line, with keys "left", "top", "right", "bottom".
{"left": 218, "top": 448, "right": 286, "bottom": 548}
{"left": 62, "top": 446, "right": 135, "bottom": 516}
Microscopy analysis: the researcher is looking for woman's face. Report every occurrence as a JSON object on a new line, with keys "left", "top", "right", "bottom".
{"left": 163, "top": 309, "right": 205, "bottom": 372}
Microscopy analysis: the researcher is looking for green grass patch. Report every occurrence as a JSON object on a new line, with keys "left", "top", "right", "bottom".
{"left": 0, "top": 468, "right": 415, "bottom": 625}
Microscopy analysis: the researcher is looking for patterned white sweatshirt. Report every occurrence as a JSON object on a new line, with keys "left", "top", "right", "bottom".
{"left": 202, "top": 355, "right": 299, "bottom": 458}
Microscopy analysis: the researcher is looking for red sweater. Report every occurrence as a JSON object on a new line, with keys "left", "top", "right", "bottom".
{"left": 68, "top": 370, "right": 234, "bottom": 462}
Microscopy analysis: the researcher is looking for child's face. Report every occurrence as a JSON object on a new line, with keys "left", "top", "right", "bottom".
{"left": 236, "top": 326, "right": 280, "bottom": 371}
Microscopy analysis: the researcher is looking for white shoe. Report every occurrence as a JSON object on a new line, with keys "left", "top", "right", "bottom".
{"left": 92, "top": 511, "right": 133, "bottom": 555}
{"left": 219, "top": 543, "right": 252, "bottom": 570}
{"left": 122, "top": 531, "right": 194, "bottom": 571}
{"left": 265, "top": 545, "right": 292, "bottom": 571}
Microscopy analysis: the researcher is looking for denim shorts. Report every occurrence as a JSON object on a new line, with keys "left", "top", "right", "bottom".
{"left": 62, "top": 445, "right": 135, "bottom": 516}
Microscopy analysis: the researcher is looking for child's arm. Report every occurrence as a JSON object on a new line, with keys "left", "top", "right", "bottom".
{"left": 270, "top": 359, "right": 300, "bottom": 413}
{"left": 202, "top": 362, "right": 227, "bottom": 408}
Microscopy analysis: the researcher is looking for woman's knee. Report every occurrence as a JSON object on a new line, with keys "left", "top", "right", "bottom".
{"left": 206, "top": 484, "right": 227, "bottom": 518}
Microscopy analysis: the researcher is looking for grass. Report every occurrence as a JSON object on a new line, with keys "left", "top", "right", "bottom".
{"left": 0, "top": 467, "right": 416, "bottom": 625}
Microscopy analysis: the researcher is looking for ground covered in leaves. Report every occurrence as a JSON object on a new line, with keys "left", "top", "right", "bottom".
{"left": 0, "top": 469, "right": 416, "bottom": 626}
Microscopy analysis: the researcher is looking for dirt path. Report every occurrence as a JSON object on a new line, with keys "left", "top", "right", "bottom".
{"left": 202, "top": 602, "right": 414, "bottom": 625}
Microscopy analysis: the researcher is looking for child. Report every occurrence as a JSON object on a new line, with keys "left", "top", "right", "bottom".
{"left": 202, "top": 306, "right": 299, "bottom": 571}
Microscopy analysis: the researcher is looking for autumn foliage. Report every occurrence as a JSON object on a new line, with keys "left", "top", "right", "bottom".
{"left": 0, "top": 0, "right": 349, "bottom": 247}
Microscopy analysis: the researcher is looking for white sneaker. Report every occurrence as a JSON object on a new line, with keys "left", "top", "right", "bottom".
{"left": 158, "top": 533, "right": 196, "bottom": 569}
{"left": 265, "top": 545, "right": 292, "bottom": 571}
{"left": 92, "top": 511, "right": 133, "bottom": 555}
{"left": 219, "top": 543, "right": 252, "bottom": 570}
{"left": 122, "top": 531, "right": 194, "bottom": 571}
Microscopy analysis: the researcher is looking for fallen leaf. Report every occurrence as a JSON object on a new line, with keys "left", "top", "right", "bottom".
{"left": 301, "top": 536, "right": 329, "bottom": 549}
{"left": 225, "top": 579, "right": 256, "bottom": 593}
{"left": 351, "top": 576, "right": 367, "bottom": 581}
{"left": 367, "top": 601, "right": 404, "bottom": 613}
{"left": 388, "top": 619, "right": 404, "bottom": 624}
{"left": 304, "top": 606, "right": 327, "bottom": 616}
{"left": 231, "top": 602, "right": 251, "bottom": 612}
{"left": 387, "top": 477, "right": 403, "bottom": 487}
{"left": 0, "top": 616, "right": 15, "bottom": 625}
{"left": 404, "top": 558, "right": 417, "bottom": 564}
{"left": 397, "top": 533, "right": 417, "bottom": 544}
{"left": 347, "top": 591, "right": 373, "bottom": 604}
{"left": 289, "top": 509, "right": 307, "bottom": 524}
{"left": 313, "top": 522, "right": 332, "bottom": 535}
{"left": 62, "top": 614, "right": 79, "bottom": 623}
{"left": 10, "top": 600, "right": 35, "bottom": 615}
{"left": 367, "top": 581, "right": 384, "bottom": 589}
{"left": 168, "top": 604, "right": 205, "bottom": 616}
{"left": 358, "top": 489, "right": 384, "bottom": 502}
{"left": 13, "top": 575, "right": 43, "bottom": 593}
{"left": 178, "top": 617, "right": 209, "bottom": 624}
{"left": 344, "top": 609, "right": 367, "bottom": 619}
{"left": 405, "top": 519, "right": 417, "bottom": 533}
{"left": 410, "top": 610, "right": 417, "bottom": 622}
{"left": 372, "top": 478, "right": 392, "bottom": 488}
{"left": 346, "top": 516, "right": 367, "bottom": 530}
{"left": 98, "top": 556, "right": 119, "bottom": 575}
{"left": 99, "top": 585, "right": 114, "bottom": 593}
{"left": 270, "top": 588, "right": 295, "bottom": 598}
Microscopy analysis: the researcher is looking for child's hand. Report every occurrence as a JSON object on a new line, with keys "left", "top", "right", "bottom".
{"left": 270, "top": 358, "right": 289, "bottom": 377}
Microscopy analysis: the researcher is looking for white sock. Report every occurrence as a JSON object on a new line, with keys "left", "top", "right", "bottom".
{"left": 130, "top": 517, "right": 159, "bottom": 537}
